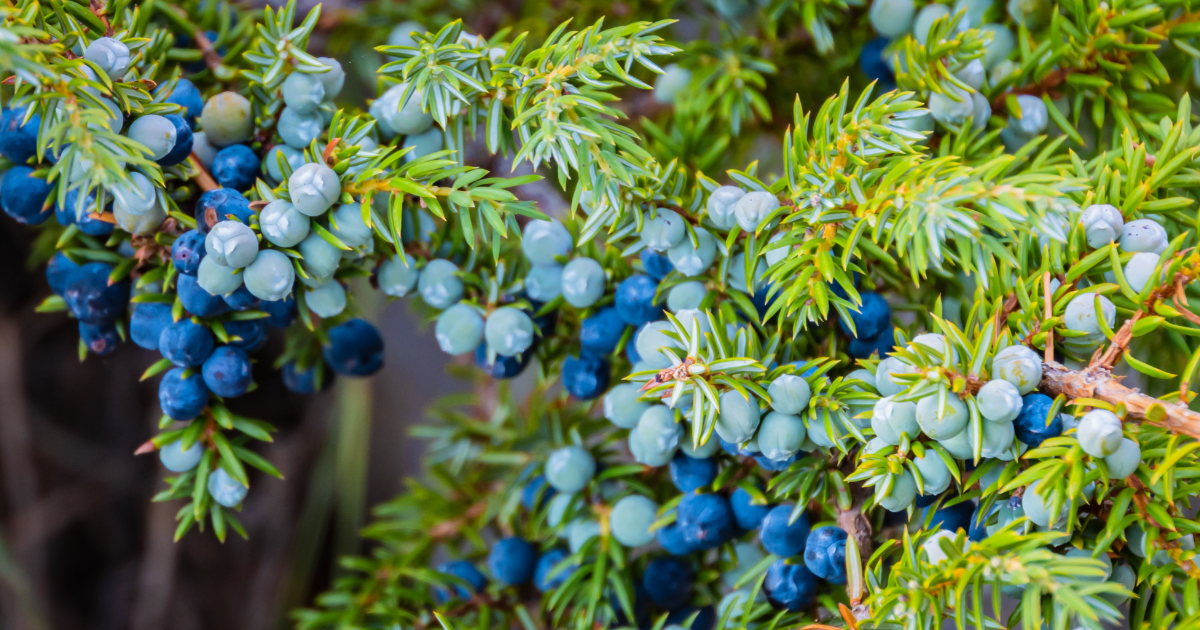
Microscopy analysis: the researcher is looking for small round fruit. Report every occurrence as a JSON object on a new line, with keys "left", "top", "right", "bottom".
{"left": 378, "top": 83, "right": 433, "bottom": 135}
{"left": 980, "top": 24, "right": 1015, "bottom": 69}
{"left": 288, "top": 163, "right": 341, "bottom": 217}
{"left": 197, "top": 256, "right": 244, "bottom": 297}
{"left": 263, "top": 145, "right": 304, "bottom": 183}
{"left": 929, "top": 85, "right": 975, "bottom": 127}
{"left": 667, "top": 229, "right": 717, "bottom": 276}
{"left": 977, "top": 379, "right": 1023, "bottom": 423}
{"left": 562, "top": 354, "right": 610, "bottom": 400}
{"left": 912, "top": 3, "right": 950, "bottom": 45}
{"left": 869, "top": 0, "right": 915, "bottom": 37}
{"left": 1104, "top": 438, "right": 1141, "bottom": 478}
{"left": 1, "top": 166, "right": 53, "bottom": 225}
{"left": 913, "top": 449, "right": 952, "bottom": 495}
{"left": 1077, "top": 409, "right": 1124, "bottom": 458}
{"left": 435, "top": 303, "right": 485, "bottom": 356}
{"left": 580, "top": 307, "right": 626, "bottom": 356}
{"left": 615, "top": 275, "right": 664, "bottom": 326}
{"left": 378, "top": 253, "right": 420, "bottom": 297}
{"left": 159, "top": 368, "right": 209, "bottom": 420}
{"left": 484, "top": 307, "right": 535, "bottom": 357}
{"left": 202, "top": 345, "right": 253, "bottom": 398}
{"left": 85, "top": 37, "right": 131, "bottom": 79}
{"left": 706, "top": 186, "right": 745, "bottom": 229}
{"left": 768, "top": 374, "right": 811, "bottom": 414}
{"left": 630, "top": 405, "right": 683, "bottom": 466}
{"left": 667, "top": 281, "right": 706, "bottom": 312}
{"left": 669, "top": 453, "right": 717, "bottom": 493}
{"left": 545, "top": 446, "right": 596, "bottom": 493}
{"left": 205, "top": 220, "right": 259, "bottom": 268}
{"left": 159, "top": 439, "right": 204, "bottom": 472}
{"left": 642, "top": 557, "right": 693, "bottom": 611}
{"left": 763, "top": 560, "right": 818, "bottom": 611}
{"left": 878, "top": 470, "right": 917, "bottom": 512}
{"left": 610, "top": 495, "right": 659, "bottom": 547}
{"left": 328, "top": 203, "right": 373, "bottom": 249}
{"left": 64, "top": 262, "right": 130, "bottom": 324}
{"left": 522, "top": 220, "right": 573, "bottom": 265}
{"left": 0, "top": 107, "right": 41, "bottom": 164}
{"left": 715, "top": 390, "right": 762, "bottom": 445}
{"left": 733, "top": 191, "right": 780, "bottom": 232}
{"left": 1007, "top": 94, "right": 1049, "bottom": 137}
{"left": 653, "top": 64, "right": 692, "bottom": 103}
{"left": 804, "top": 526, "right": 849, "bottom": 584}
{"left": 323, "top": 318, "right": 385, "bottom": 376}
{"left": 1124, "top": 252, "right": 1160, "bottom": 293}
{"left": 130, "top": 302, "right": 173, "bottom": 349}
{"left": 388, "top": 20, "right": 427, "bottom": 47}
{"left": 305, "top": 278, "right": 346, "bottom": 318}
{"left": 641, "top": 209, "right": 687, "bottom": 251}
{"left": 534, "top": 548, "right": 575, "bottom": 592}
{"left": 194, "top": 187, "right": 253, "bottom": 230}
{"left": 1120, "top": 218, "right": 1168, "bottom": 254}
{"left": 434, "top": 561, "right": 487, "bottom": 601}
{"left": 128, "top": 114, "right": 177, "bottom": 160}
{"left": 298, "top": 232, "right": 341, "bottom": 280}
{"left": 177, "top": 274, "right": 230, "bottom": 317}
{"left": 757, "top": 412, "right": 806, "bottom": 461}
{"left": 487, "top": 537, "right": 537, "bottom": 586}
{"left": 871, "top": 396, "right": 920, "bottom": 445}
{"left": 418, "top": 259, "right": 464, "bottom": 309}
{"left": 525, "top": 265, "right": 562, "bottom": 301}
{"left": 759, "top": 504, "right": 811, "bottom": 557}
{"left": 839, "top": 292, "right": 891, "bottom": 340}
{"left": 991, "top": 344, "right": 1043, "bottom": 394}
{"left": 207, "top": 468, "right": 248, "bottom": 508}
{"left": 211, "top": 144, "right": 260, "bottom": 191}
{"left": 402, "top": 126, "right": 442, "bottom": 161}
{"left": 604, "top": 383, "right": 650, "bottom": 429}
{"left": 259, "top": 200, "right": 310, "bottom": 247}
{"left": 200, "top": 92, "right": 253, "bottom": 147}
{"left": 1021, "top": 479, "right": 1062, "bottom": 528}
{"left": 281, "top": 71, "right": 326, "bottom": 115}
{"left": 561, "top": 257, "right": 606, "bottom": 308}
{"left": 315, "top": 57, "right": 345, "bottom": 98}
{"left": 79, "top": 322, "right": 119, "bottom": 356}
{"left": 915, "top": 394, "right": 969, "bottom": 440}
{"left": 635, "top": 320, "right": 680, "bottom": 370}
{"left": 1080, "top": 203, "right": 1124, "bottom": 248}
{"left": 159, "top": 318, "right": 214, "bottom": 367}
{"left": 676, "top": 492, "right": 736, "bottom": 551}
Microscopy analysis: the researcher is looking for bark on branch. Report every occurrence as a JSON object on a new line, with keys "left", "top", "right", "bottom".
{"left": 1039, "top": 361, "right": 1200, "bottom": 439}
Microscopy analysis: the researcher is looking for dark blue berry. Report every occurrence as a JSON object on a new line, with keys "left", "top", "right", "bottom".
{"left": 968, "top": 502, "right": 997, "bottom": 542}
{"left": 194, "top": 188, "right": 252, "bottom": 232}
{"left": 159, "top": 318, "right": 215, "bottom": 367}
{"left": 1014, "top": 393, "right": 1061, "bottom": 447}
{"left": 211, "top": 144, "right": 259, "bottom": 191}
{"left": 718, "top": 438, "right": 741, "bottom": 457}
{"left": 1, "top": 166, "right": 53, "bottom": 225}
{"left": 46, "top": 252, "right": 82, "bottom": 296}
{"left": 763, "top": 559, "right": 818, "bottom": 611}
{"left": 838, "top": 291, "right": 890, "bottom": 340}
{"left": 130, "top": 302, "right": 174, "bottom": 349}
{"left": 669, "top": 453, "right": 718, "bottom": 493}
{"left": 159, "top": 368, "right": 209, "bottom": 420}
{"left": 79, "top": 321, "right": 119, "bottom": 356}
{"left": 157, "top": 114, "right": 194, "bottom": 166}
{"left": 177, "top": 273, "right": 230, "bottom": 317}
{"left": 848, "top": 324, "right": 895, "bottom": 359}
{"left": 677, "top": 492, "right": 736, "bottom": 551}
{"left": 55, "top": 188, "right": 114, "bottom": 236}
{"left": 755, "top": 452, "right": 799, "bottom": 471}
{"left": 562, "top": 354, "right": 609, "bottom": 400}
{"left": 223, "top": 319, "right": 267, "bottom": 353}
{"left": 579, "top": 306, "right": 626, "bottom": 356}
{"left": 262, "top": 296, "right": 297, "bottom": 328}
{"left": 534, "top": 548, "right": 575, "bottom": 592}
{"left": 163, "top": 78, "right": 204, "bottom": 125}
{"left": 522, "top": 474, "right": 556, "bottom": 511}
{"left": 487, "top": 537, "right": 537, "bottom": 586}
{"left": 171, "top": 229, "right": 207, "bottom": 275}
{"left": 666, "top": 606, "right": 716, "bottom": 630}
{"left": 475, "top": 342, "right": 531, "bottom": 379}
{"left": 434, "top": 560, "right": 487, "bottom": 601}
{"left": 657, "top": 521, "right": 698, "bottom": 556}
{"left": 643, "top": 557, "right": 693, "bottom": 611}
{"left": 64, "top": 262, "right": 130, "bottom": 324}
{"left": 915, "top": 492, "right": 941, "bottom": 508}
{"left": 615, "top": 275, "right": 664, "bottom": 326}
{"left": 640, "top": 248, "right": 674, "bottom": 280}
{"left": 804, "top": 526, "right": 849, "bottom": 584}
{"left": 860, "top": 37, "right": 896, "bottom": 87}
{"left": 0, "top": 107, "right": 40, "bottom": 164}
{"left": 201, "top": 345, "right": 252, "bottom": 397}
{"left": 222, "top": 284, "right": 261, "bottom": 311}
{"left": 323, "top": 318, "right": 384, "bottom": 376}
{"left": 282, "top": 361, "right": 324, "bottom": 394}
{"left": 730, "top": 486, "right": 772, "bottom": 531}
{"left": 927, "top": 499, "right": 976, "bottom": 534}
{"left": 759, "top": 504, "right": 812, "bottom": 557}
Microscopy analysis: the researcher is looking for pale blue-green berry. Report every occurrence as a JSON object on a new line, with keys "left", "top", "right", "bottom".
{"left": 667, "top": 228, "right": 717, "bottom": 276}
{"left": 159, "top": 439, "right": 204, "bottom": 472}
{"left": 522, "top": 219, "right": 573, "bottom": 265}
{"left": 281, "top": 72, "right": 326, "bottom": 115}
{"left": 278, "top": 106, "right": 324, "bottom": 148}
{"left": 914, "top": 449, "right": 952, "bottom": 494}
{"left": 207, "top": 468, "right": 248, "bottom": 507}
{"left": 706, "top": 186, "right": 745, "bottom": 229}
{"left": 525, "top": 265, "right": 563, "bottom": 301}
{"left": 288, "top": 163, "right": 341, "bottom": 217}
{"left": 630, "top": 405, "right": 682, "bottom": 466}
{"left": 1063, "top": 292, "right": 1115, "bottom": 347}
{"left": 682, "top": 433, "right": 720, "bottom": 458}
{"left": 954, "top": 0, "right": 991, "bottom": 28}
{"left": 418, "top": 259, "right": 463, "bottom": 309}
{"left": 764, "top": 232, "right": 791, "bottom": 266}
{"left": 757, "top": 412, "right": 806, "bottom": 460}
{"left": 980, "top": 419, "right": 1015, "bottom": 458}
{"left": 610, "top": 495, "right": 659, "bottom": 547}
{"left": 369, "top": 96, "right": 398, "bottom": 140}
{"left": 111, "top": 172, "right": 159, "bottom": 216}
{"left": 970, "top": 92, "right": 991, "bottom": 132}
{"left": 561, "top": 258, "right": 606, "bottom": 308}
{"left": 848, "top": 368, "right": 877, "bottom": 391}
{"left": 1105, "top": 564, "right": 1136, "bottom": 606}
{"left": 1124, "top": 252, "right": 1160, "bottom": 293}
{"left": 641, "top": 209, "right": 687, "bottom": 251}
{"left": 978, "top": 462, "right": 1004, "bottom": 491}
{"left": 938, "top": 427, "right": 974, "bottom": 459}
{"left": 402, "top": 126, "right": 443, "bottom": 162}
{"left": 388, "top": 20, "right": 427, "bottom": 47}
{"left": 894, "top": 110, "right": 935, "bottom": 138}
{"left": 929, "top": 85, "right": 974, "bottom": 127}
{"left": 717, "top": 589, "right": 755, "bottom": 620}
{"left": 864, "top": 438, "right": 889, "bottom": 455}
{"left": 298, "top": 232, "right": 341, "bottom": 279}
{"left": 85, "top": 37, "right": 131, "bottom": 79}
{"left": 1080, "top": 203, "right": 1124, "bottom": 248}
{"left": 546, "top": 446, "right": 596, "bottom": 493}
{"left": 715, "top": 390, "right": 762, "bottom": 444}
{"left": 206, "top": 221, "right": 259, "bottom": 268}
{"left": 264, "top": 145, "right": 304, "bottom": 183}
{"left": 667, "top": 281, "right": 707, "bottom": 311}
{"left": 114, "top": 198, "right": 166, "bottom": 235}
{"left": 1126, "top": 523, "right": 1149, "bottom": 557}
{"left": 435, "top": 303, "right": 485, "bottom": 355}
{"left": 547, "top": 493, "right": 575, "bottom": 529}
{"left": 768, "top": 374, "right": 811, "bottom": 414}
{"left": 259, "top": 200, "right": 310, "bottom": 247}
{"left": 727, "top": 252, "right": 768, "bottom": 293}
{"left": 128, "top": 115, "right": 177, "bottom": 160}
{"left": 733, "top": 191, "right": 779, "bottom": 232}
{"left": 879, "top": 470, "right": 917, "bottom": 512}
{"left": 1104, "top": 437, "right": 1140, "bottom": 478}
{"left": 871, "top": 397, "right": 920, "bottom": 445}
{"left": 636, "top": 321, "right": 680, "bottom": 369}
{"left": 806, "top": 415, "right": 842, "bottom": 448}
{"left": 329, "top": 203, "right": 373, "bottom": 249}
{"left": 1022, "top": 479, "right": 1064, "bottom": 527}
{"left": 912, "top": 332, "right": 957, "bottom": 362}
{"left": 1007, "top": 94, "right": 1048, "bottom": 136}
{"left": 869, "top": 0, "right": 915, "bottom": 37}
{"left": 991, "top": 344, "right": 1042, "bottom": 394}
{"left": 916, "top": 394, "right": 968, "bottom": 440}
{"left": 192, "top": 132, "right": 218, "bottom": 168}
{"left": 922, "top": 530, "right": 957, "bottom": 565}
{"left": 722, "top": 543, "right": 765, "bottom": 588}
{"left": 200, "top": 91, "right": 253, "bottom": 147}
{"left": 242, "top": 250, "right": 295, "bottom": 302}
{"left": 876, "top": 356, "right": 913, "bottom": 397}
{"left": 305, "top": 278, "right": 346, "bottom": 318}
{"left": 1120, "top": 218, "right": 1168, "bottom": 254}
{"left": 653, "top": 64, "right": 692, "bottom": 104}
{"left": 913, "top": 4, "right": 950, "bottom": 45}
{"left": 976, "top": 379, "right": 1023, "bottom": 423}
{"left": 568, "top": 520, "right": 601, "bottom": 553}
{"left": 980, "top": 24, "right": 1016, "bottom": 69}
{"left": 485, "top": 307, "right": 535, "bottom": 356}
{"left": 1064, "top": 547, "right": 1112, "bottom": 581}
{"left": 987, "top": 503, "right": 1026, "bottom": 536}
{"left": 1080, "top": 408, "right": 1123, "bottom": 456}
{"left": 316, "top": 57, "right": 345, "bottom": 99}
{"left": 379, "top": 83, "right": 433, "bottom": 135}
{"left": 604, "top": 382, "right": 650, "bottom": 429}
{"left": 379, "top": 253, "right": 420, "bottom": 297}
{"left": 197, "top": 256, "right": 244, "bottom": 296}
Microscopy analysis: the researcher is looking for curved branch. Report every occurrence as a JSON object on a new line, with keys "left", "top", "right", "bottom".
{"left": 1039, "top": 361, "right": 1200, "bottom": 439}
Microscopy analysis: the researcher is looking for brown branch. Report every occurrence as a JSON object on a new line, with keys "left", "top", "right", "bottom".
{"left": 193, "top": 30, "right": 223, "bottom": 74}
{"left": 1039, "top": 361, "right": 1200, "bottom": 439}
{"left": 190, "top": 153, "right": 219, "bottom": 192}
